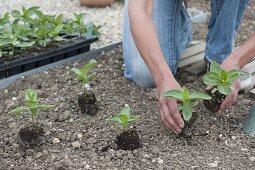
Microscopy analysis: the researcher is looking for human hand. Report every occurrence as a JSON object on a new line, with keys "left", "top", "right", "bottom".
{"left": 157, "top": 77, "right": 185, "bottom": 134}
{"left": 219, "top": 59, "right": 241, "bottom": 111}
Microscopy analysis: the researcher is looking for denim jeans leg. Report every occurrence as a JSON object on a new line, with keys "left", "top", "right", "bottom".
{"left": 123, "top": 0, "right": 192, "bottom": 88}
{"left": 205, "top": 0, "right": 249, "bottom": 64}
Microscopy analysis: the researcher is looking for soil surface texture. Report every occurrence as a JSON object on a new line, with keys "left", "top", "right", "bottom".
{"left": 0, "top": 47, "right": 254, "bottom": 169}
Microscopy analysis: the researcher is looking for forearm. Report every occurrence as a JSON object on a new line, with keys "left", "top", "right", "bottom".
{"left": 128, "top": 0, "right": 175, "bottom": 87}
{"left": 227, "top": 34, "right": 255, "bottom": 69}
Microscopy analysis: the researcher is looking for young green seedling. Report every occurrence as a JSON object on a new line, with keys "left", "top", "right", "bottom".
{"left": 202, "top": 61, "right": 243, "bottom": 95}
{"left": 70, "top": 59, "right": 97, "bottom": 90}
{"left": 70, "top": 59, "right": 98, "bottom": 115}
{"left": 106, "top": 106, "right": 140, "bottom": 130}
{"left": 162, "top": 86, "right": 211, "bottom": 121}
{"left": 8, "top": 89, "right": 55, "bottom": 124}
{"left": 105, "top": 106, "right": 141, "bottom": 151}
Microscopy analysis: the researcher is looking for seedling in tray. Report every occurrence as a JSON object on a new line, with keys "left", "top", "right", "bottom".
{"left": 8, "top": 89, "right": 54, "bottom": 147}
{"left": 70, "top": 59, "right": 98, "bottom": 115}
{"left": 162, "top": 86, "right": 211, "bottom": 137}
{"left": 106, "top": 106, "right": 141, "bottom": 151}
{"left": 202, "top": 61, "right": 242, "bottom": 112}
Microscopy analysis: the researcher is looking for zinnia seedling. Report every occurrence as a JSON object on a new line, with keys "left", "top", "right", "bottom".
{"left": 106, "top": 106, "right": 140, "bottom": 130}
{"left": 162, "top": 87, "right": 211, "bottom": 121}
{"left": 202, "top": 61, "right": 243, "bottom": 95}
{"left": 70, "top": 59, "right": 97, "bottom": 90}
{"left": 8, "top": 89, "right": 55, "bottom": 124}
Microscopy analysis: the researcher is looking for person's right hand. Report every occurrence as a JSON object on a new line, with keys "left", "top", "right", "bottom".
{"left": 157, "top": 77, "right": 185, "bottom": 135}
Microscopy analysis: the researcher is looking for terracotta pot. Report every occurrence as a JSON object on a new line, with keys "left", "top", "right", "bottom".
{"left": 79, "top": 0, "right": 115, "bottom": 7}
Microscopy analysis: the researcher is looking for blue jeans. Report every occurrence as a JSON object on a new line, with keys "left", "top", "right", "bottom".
{"left": 123, "top": 0, "right": 249, "bottom": 87}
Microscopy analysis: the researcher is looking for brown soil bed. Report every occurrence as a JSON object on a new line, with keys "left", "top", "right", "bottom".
{"left": 0, "top": 47, "right": 254, "bottom": 169}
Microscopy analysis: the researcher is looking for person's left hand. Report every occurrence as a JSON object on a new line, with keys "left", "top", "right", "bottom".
{"left": 219, "top": 59, "right": 241, "bottom": 111}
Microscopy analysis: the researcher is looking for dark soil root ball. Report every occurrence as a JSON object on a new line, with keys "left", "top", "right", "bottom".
{"left": 78, "top": 91, "right": 98, "bottom": 115}
{"left": 116, "top": 129, "right": 141, "bottom": 151}
{"left": 180, "top": 112, "right": 198, "bottom": 138}
{"left": 203, "top": 89, "right": 225, "bottom": 112}
{"left": 19, "top": 124, "right": 44, "bottom": 148}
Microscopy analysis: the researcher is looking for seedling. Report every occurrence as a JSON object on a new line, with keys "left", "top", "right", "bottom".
{"left": 9, "top": 89, "right": 55, "bottom": 124}
{"left": 0, "top": 7, "right": 100, "bottom": 56}
{"left": 106, "top": 106, "right": 140, "bottom": 129}
{"left": 203, "top": 61, "right": 242, "bottom": 95}
{"left": 70, "top": 59, "right": 97, "bottom": 90}
{"left": 162, "top": 86, "right": 211, "bottom": 121}
{"left": 106, "top": 106, "right": 141, "bottom": 151}
{"left": 8, "top": 89, "right": 55, "bottom": 146}
{"left": 70, "top": 59, "right": 98, "bottom": 115}
{"left": 202, "top": 61, "right": 242, "bottom": 112}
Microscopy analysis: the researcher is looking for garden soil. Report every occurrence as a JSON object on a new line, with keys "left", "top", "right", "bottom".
{"left": 0, "top": 47, "right": 254, "bottom": 169}
{"left": 1, "top": 0, "right": 255, "bottom": 169}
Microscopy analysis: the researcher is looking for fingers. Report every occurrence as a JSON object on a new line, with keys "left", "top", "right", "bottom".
{"left": 219, "top": 81, "right": 240, "bottom": 111}
{"left": 160, "top": 109, "right": 179, "bottom": 134}
{"left": 159, "top": 99, "right": 183, "bottom": 134}
{"left": 167, "top": 101, "right": 184, "bottom": 128}
{"left": 219, "top": 93, "right": 237, "bottom": 111}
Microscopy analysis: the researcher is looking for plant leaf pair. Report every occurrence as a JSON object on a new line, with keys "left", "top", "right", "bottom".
{"left": 202, "top": 61, "right": 242, "bottom": 95}
{"left": 106, "top": 106, "right": 140, "bottom": 129}
{"left": 8, "top": 89, "right": 55, "bottom": 124}
{"left": 70, "top": 59, "right": 97, "bottom": 87}
{"left": 162, "top": 87, "right": 211, "bottom": 121}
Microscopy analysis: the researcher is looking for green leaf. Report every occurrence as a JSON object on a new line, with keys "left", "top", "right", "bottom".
{"left": 54, "top": 36, "right": 64, "bottom": 41}
{"left": 17, "top": 41, "right": 35, "bottom": 48}
{"left": 210, "top": 61, "right": 222, "bottom": 74}
{"left": 220, "top": 70, "right": 228, "bottom": 82}
{"left": 202, "top": 72, "right": 220, "bottom": 86}
{"left": 161, "top": 90, "right": 183, "bottom": 101}
{"left": 182, "top": 87, "right": 190, "bottom": 103}
{"left": 192, "top": 100, "right": 199, "bottom": 107}
{"left": 182, "top": 103, "right": 192, "bottom": 121}
{"left": 54, "top": 24, "right": 64, "bottom": 34}
{"left": 190, "top": 92, "right": 212, "bottom": 100}
{"left": 11, "top": 10, "right": 21, "bottom": 18}
{"left": 82, "top": 59, "right": 97, "bottom": 75}
{"left": 25, "top": 89, "right": 38, "bottom": 102}
{"left": 70, "top": 68, "right": 82, "bottom": 75}
{"left": 0, "top": 38, "right": 13, "bottom": 46}
{"left": 119, "top": 106, "right": 131, "bottom": 116}
{"left": 106, "top": 106, "right": 139, "bottom": 129}
{"left": 9, "top": 107, "right": 28, "bottom": 115}
{"left": 217, "top": 85, "right": 232, "bottom": 95}
{"left": 228, "top": 69, "right": 241, "bottom": 84}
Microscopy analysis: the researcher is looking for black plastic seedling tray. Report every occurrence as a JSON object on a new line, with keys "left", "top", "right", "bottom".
{"left": 0, "top": 36, "right": 98, "bottom": 79}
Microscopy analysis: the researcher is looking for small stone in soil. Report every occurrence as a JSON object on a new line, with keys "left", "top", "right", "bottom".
{"left": 77, "top": 133, "right": 83, "bottom": 140}
{"left": 72, "top": 141, "right": 81, "bottom": 149}
{"left": 53, "top": 138, "right": 61, "bottom": 144}
{"left": 249, "top": 157, "right": 255, "bottom": 162}
{"left": 56, "top": 111, "right": 71, "bottom": 122}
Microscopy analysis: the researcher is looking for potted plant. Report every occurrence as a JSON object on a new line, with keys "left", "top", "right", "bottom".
{"left": 8, "top": 89, "right": 55, "bottom": 147}
{"left": 162, "top": 86, "right": 211, "bottom": 137}
{"left": 0, "top": 7, "right": 99, "bottom": 79}
{"left": 106, "top": 105, "right": 141, "bottom": 150}
{"left": 202, "top": 61, "right": 242, "bottom": 112}
{"left": 70, "top": 59, "right": 98, "bottom": 115}
{"left": 79, "top": 0, "right": 115, "bottom": 7}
